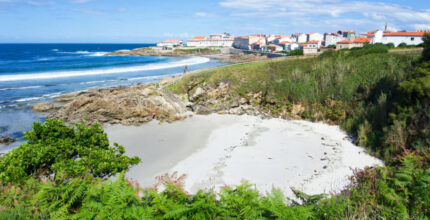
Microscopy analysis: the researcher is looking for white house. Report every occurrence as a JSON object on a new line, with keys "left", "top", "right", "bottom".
{"left": 307, "top": 33, "right": 324, "bottom": 42}
{"left": 338, "top": 30, "right": 356, "bottom": 41}
{"left": 156, "top": 39, "right": 183, "bottom": 47}
{"left": 336, "top": 37, "right": 371, "bottom": 50}
{"left": 324, "top": 33, "right": 342, "bottom": 46}
{"left": 307, "top": 40, "right": 321, "bottom": 49}
{"left": 267, "top": 44, "right": 283, "bottom": 52}
{"left": 369, "top": 30, "right": 384, "bottom": 44}
{"left": 187, "top": 36, "right": 207, "bottom": 47}
{"left": 293, "top": 33, "right": 307, "bottom": 43}
{"left": 187, "top": 34, "right": 234, "bottom": 47}
{"left": 273, "top": 36, "right": 292, "bottom": 45}
{"left": 380, "top": 32, "right": 426, "bottom": 47}
{"left": 233, "top": 34, "right": 266, "bottom": 50}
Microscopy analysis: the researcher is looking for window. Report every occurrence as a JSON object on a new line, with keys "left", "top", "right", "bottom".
{"left": 411, "top": 37, "right": 415, "bottom": 41}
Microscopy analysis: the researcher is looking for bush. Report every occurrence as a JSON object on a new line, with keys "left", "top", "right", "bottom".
{"left": 288, "top": 49, "right": 304, "bottom": 56}
{"left": 0, "top": 120, "right": 140, "bottom": 184}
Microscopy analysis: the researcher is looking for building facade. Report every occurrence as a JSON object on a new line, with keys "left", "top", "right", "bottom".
{"left": 324, "top": 33, "right": 342, "bottom": 46}
{"left": 187, "top": 34, "right": 234, "bottom": 47}
{"left": 307, "top": 33, "right": 324, "bottom": 42}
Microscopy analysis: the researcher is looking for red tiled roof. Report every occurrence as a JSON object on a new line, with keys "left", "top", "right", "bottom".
{"left": 188, "top": 36, "right": 207, "bottom": 41}
{"left": 383, "top": 32, "right": 426, "bottom": 36}
{"left": 280, "top": 41, "right": 291, "bottom": 44}
{"left": 339, "top": 30, "right": 355, "bottom": 33}
{"left": 337, "top": 40, "right": 353, "bottom": 44}
{"left": 308, "top": 40, "right": 320, "bottom": 43}
{"left": 353, "top": 38, "right": 371, "bottom": 43}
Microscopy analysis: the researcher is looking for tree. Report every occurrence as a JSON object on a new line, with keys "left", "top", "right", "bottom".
{"left": 0, "top": 120, "right": 140, "bottom": 184}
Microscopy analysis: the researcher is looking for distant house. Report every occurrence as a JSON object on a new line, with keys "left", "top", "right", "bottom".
{"left": 278, "top": 41, "right": 299, "bottom": 52}
{"left": 187, "top": 36, "right": 208, "bottom": 47}
{"left": 381, "top": 32, "right": 426, "bottom": 47}
{"left": 267, "top": 44, "right": 283, "bottom": 52}
{"left": 187, "top": 34, "right": 234, "bottom": 47}
{"left": 233, "top": 34, "right": 266, "bottom": 50}
{"left": 156, "top": 39, "right": 183, "bottom": 47}
{"left": 336, "top": 40, "right": 354, "bottom": 50}
{"left": 338, "top": 30, "right": 356, "bottom": 41}
{"left": 307, "top": 33, "right": 324, "bottom": 42}
{"left": 303, "top": 40, "right": 321, "bottom": 54}
{"left": 266, "top": 35, "right": 281, "bottom": 44}
{"left": 368, "top": 30, "right": 384, "bottom": 44}
{"left": 273, "top": 36, "right": 292, "bottom": 45}
{"left": 293, "top": 33, "right": 307, "bottom": 43}
{"left": 324, "top": 33, "right": 342, "bottom": 46}
{"left": 336, "top": 37, "right": 371, "bottom": 50}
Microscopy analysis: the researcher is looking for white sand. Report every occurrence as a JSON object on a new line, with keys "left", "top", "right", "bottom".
{"left": 105, "top": 114, "right": 383, "bottom": 198}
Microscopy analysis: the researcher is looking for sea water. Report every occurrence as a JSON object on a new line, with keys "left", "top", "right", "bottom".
{"left": 0, "top": 44, "right": 225, "bottom": 152}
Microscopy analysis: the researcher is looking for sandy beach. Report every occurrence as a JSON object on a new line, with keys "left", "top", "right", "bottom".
{"left": 105, "top": 114, "right": 383, "bottom": 198}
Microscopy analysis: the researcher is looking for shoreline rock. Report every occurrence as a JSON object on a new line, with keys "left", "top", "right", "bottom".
{"left": 0, "top": 136, "right": 17, "bottom": 146}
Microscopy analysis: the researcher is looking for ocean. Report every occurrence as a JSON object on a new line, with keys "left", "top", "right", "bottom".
{"left": 0, "top": 44, "right": 225, "bottom": 152}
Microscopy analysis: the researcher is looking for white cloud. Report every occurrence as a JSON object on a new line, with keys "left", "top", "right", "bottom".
{"left": 219, "top": 0, "right": 430, "bottom": 31}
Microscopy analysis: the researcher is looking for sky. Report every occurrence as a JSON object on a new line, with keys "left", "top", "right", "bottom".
{"left": 0, "top": 0, "right": 429, "bottom": 43}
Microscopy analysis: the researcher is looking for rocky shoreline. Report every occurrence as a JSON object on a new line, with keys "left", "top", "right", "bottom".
{"left": 30, "top": 73, "right": 306, "bottom": 127}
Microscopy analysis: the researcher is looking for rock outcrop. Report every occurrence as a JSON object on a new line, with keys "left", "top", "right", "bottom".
{"left": 31, "top": 84, "right": 189, "bottom": 126}
{"left": 0, "top": 136, "right": 17, "bottom": 146}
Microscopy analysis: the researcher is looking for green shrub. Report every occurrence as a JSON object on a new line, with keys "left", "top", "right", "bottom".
{"left": 0, "top": 120, "right": 140, "bottom": 184}
{"left": 288, "top": 49, "right": 304, "bottom": 56}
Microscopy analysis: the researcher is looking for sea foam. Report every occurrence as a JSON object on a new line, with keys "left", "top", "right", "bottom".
{"left": 0, "top": 57, "right": 210, "bottom": 82}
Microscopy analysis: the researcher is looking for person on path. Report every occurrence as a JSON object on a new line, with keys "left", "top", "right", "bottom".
{"left": 152, "top": 112, "right": 156, "bottom": 119}
{"left": 183, "top": 65, "right": 188, "bottom": 75}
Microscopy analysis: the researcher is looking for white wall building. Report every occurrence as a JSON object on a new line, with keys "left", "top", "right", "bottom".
{"left": 156, "top": 39, "right": 183, "bottom": 47}
{"left": 380, "top": 32, "right": 425, "bottom": 47}
{"left": 233, "top": 35, "right": 266, "bottom": 50}
{"left": 307, "top": 33, "right": 324, "bottom": 42}
{"left": 325, "top": 33, "right": 342, "bottom": 46}
{"left": 187, "top": 34, "right": 234, "bottom": 47}
{"left": 293, "top": 33, "right": 307, "bottom": 43}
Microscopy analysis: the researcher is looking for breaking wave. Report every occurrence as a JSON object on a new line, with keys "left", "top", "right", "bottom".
{"left": 0, "top": 57, "right": 210, "bottom": 82}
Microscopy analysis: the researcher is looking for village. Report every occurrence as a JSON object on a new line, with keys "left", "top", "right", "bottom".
{"left": 156, "top": 29, "right": 428, "bottom": 55}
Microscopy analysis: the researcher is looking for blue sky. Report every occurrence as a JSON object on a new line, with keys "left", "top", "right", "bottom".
{"left": 0, "top": 0, "right": 429, "bottom": 43}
